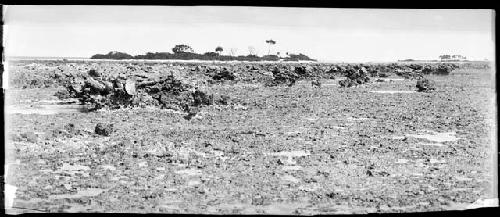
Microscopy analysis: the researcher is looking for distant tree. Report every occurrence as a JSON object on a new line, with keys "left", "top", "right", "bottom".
{"left": 439, "top": 55, "right": 451, "bottom": 60}
{"left": 215, "top": 46, "right": 223, "bottom": 55}
{"left": 262, "top": 55, "right": 280, "bottom": 61}
{"left": 90, "top": 51, "right": 133, "bottom": 60}
{"left": 172, "top": 44, "right": 194, "bottom": 54}
{"left": 229, "top": 48, "right": 238, "bottom": 56}
{"left": 204, "top": 52, "right": 219, "bottom": 57}
{"left": 265, "top": 39, "right": 276, "bottom": 55}
{"left": 285, "top": 53, "right": 316, "bottom": 62}
{"left": 248, "top": 46, "right": 257, "bottom": 56}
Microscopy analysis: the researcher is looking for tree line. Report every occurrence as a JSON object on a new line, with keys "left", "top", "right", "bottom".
{"left": 91, "top": 42, "right": 316, "bottom": 62}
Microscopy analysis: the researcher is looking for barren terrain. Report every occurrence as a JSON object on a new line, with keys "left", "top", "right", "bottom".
{"left": 4, "top": 60, "right": 497, "bottom": 214}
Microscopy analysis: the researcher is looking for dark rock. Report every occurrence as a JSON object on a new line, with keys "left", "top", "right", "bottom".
{"left": 416, "top": 78, "right": 436, "bottom": 92}
{"left": 192, "top": 90, "right": 213, "bottom": 106}
{"left": 88, "top": 69, "right": 102, "bottom": 77}
{"left": 95, "top": 123, "right": 114, "bottom": 136}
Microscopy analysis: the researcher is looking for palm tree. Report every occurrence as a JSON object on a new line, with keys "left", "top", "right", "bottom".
{"left": 265, "top": 39, "right": 276, "bottom": 55}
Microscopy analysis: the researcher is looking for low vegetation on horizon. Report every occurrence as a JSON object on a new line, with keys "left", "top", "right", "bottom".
{"left": 91, "top": 42, "right": 316, "bottom": 62}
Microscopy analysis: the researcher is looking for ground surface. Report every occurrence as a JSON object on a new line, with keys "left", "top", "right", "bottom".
{"left": 4, "top": 63, "right": 497, "bottom": 214}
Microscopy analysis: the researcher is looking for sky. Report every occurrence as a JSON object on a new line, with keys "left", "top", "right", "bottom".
{"left": 3, "top": 6, "right": 495, "bottom": 62}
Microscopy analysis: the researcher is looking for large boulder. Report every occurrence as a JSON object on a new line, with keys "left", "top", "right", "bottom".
{"left": 124, "top": 79, "right": 137, "bottom": 96}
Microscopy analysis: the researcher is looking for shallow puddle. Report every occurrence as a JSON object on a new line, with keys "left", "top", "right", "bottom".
{"left": 298, "top": 183, "right": 320, "bottom": 192}
{"left": 60, "top": 163, "right": 91, "bottom": 172}
{"left": 466, "top": 198, "right": 499, "bottom": 209}
{"left": 322, "top": 83, "right": 337, "bottom": 86}
{"left": 375, "top": 78, "right": 406, "bottom": 82}
{"left": 396, "top": 159, "right": 409, "bottom": 164}
{"left": 48, "top": 188, "right": 107, "bottom": 199}
{"left": 406, "top": 131, "right": 459, "bottom": 143}
{"left": 418, "top": 142, "right": 445, "bottom": 147}
{"left": 175, "top": 168, "right": 202, "bottom": 176}
{"left": 304, "top": 117, "right": 319, "bottom": 121}
{"left": 4, "top": 184, "right": 17, "bottom": 209}
{"left": 391, "top": 136, "right": 406, "bottom": 139}
{"left": 6, "top": 104, "right": 90, "bottom": 115}
{"left": 265, "top": 150, "right": 310, "bottom": 157}
{"left": 101, "top": 165, "right": 116, "bottom": 171}
{"left": 347, "top": 117, "right": 369, "bottom": 121}
{"left": 281, "top": 175, "right": 300, "bottom": 183}
{"left": 370, "top": 90, "right": 416, "bottom": 94}
{"left": 331, "top": 126, "right": 346, "bottom": 130}
{"left": 282, "top": 166, "right": 303, "bottom": 171}
{"left": 187, "top": 179, "right": 201, "bottom": 186}
{"left": 284, "top": 131, "right": 301, "bottom": 136}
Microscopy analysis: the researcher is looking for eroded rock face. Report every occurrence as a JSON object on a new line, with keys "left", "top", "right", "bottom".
{"left": 416, "top": 78, "right": 436, "bottom": 92}
{"left": 58, "top": 72, "right": 230, "bottom": 116}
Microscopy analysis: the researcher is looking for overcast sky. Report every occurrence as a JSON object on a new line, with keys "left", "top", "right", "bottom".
{"left": 3, "top": 6, "right": 495, "bottom": 62}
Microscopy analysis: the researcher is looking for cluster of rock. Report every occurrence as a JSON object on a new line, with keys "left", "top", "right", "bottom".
{"left": 200, "top": 66, "right": 237, "bottom": 82}
{"left": 9, "top": 60, "right": 469, "bottom": 92}
{"left": 265, "top": 65, "right": 316, "bottom": 87}
{"left": 56, "top": 69, "right": 230, "bottom": 116}
{"left": 338, "top": 66, "right": 370, "bottom": 87}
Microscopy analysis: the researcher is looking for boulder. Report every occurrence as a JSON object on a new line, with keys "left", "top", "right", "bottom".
{"left": 88, "top": 69, "right": 102, "bottom": 77}
{"left": 95, "top": 123, "right": 114, "bottom": 136}
{"left": 124, "top": 79, "right": 137, "bottom": 96}
{"left": 416, "top": 78, "right": 436, "bottom": 92}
